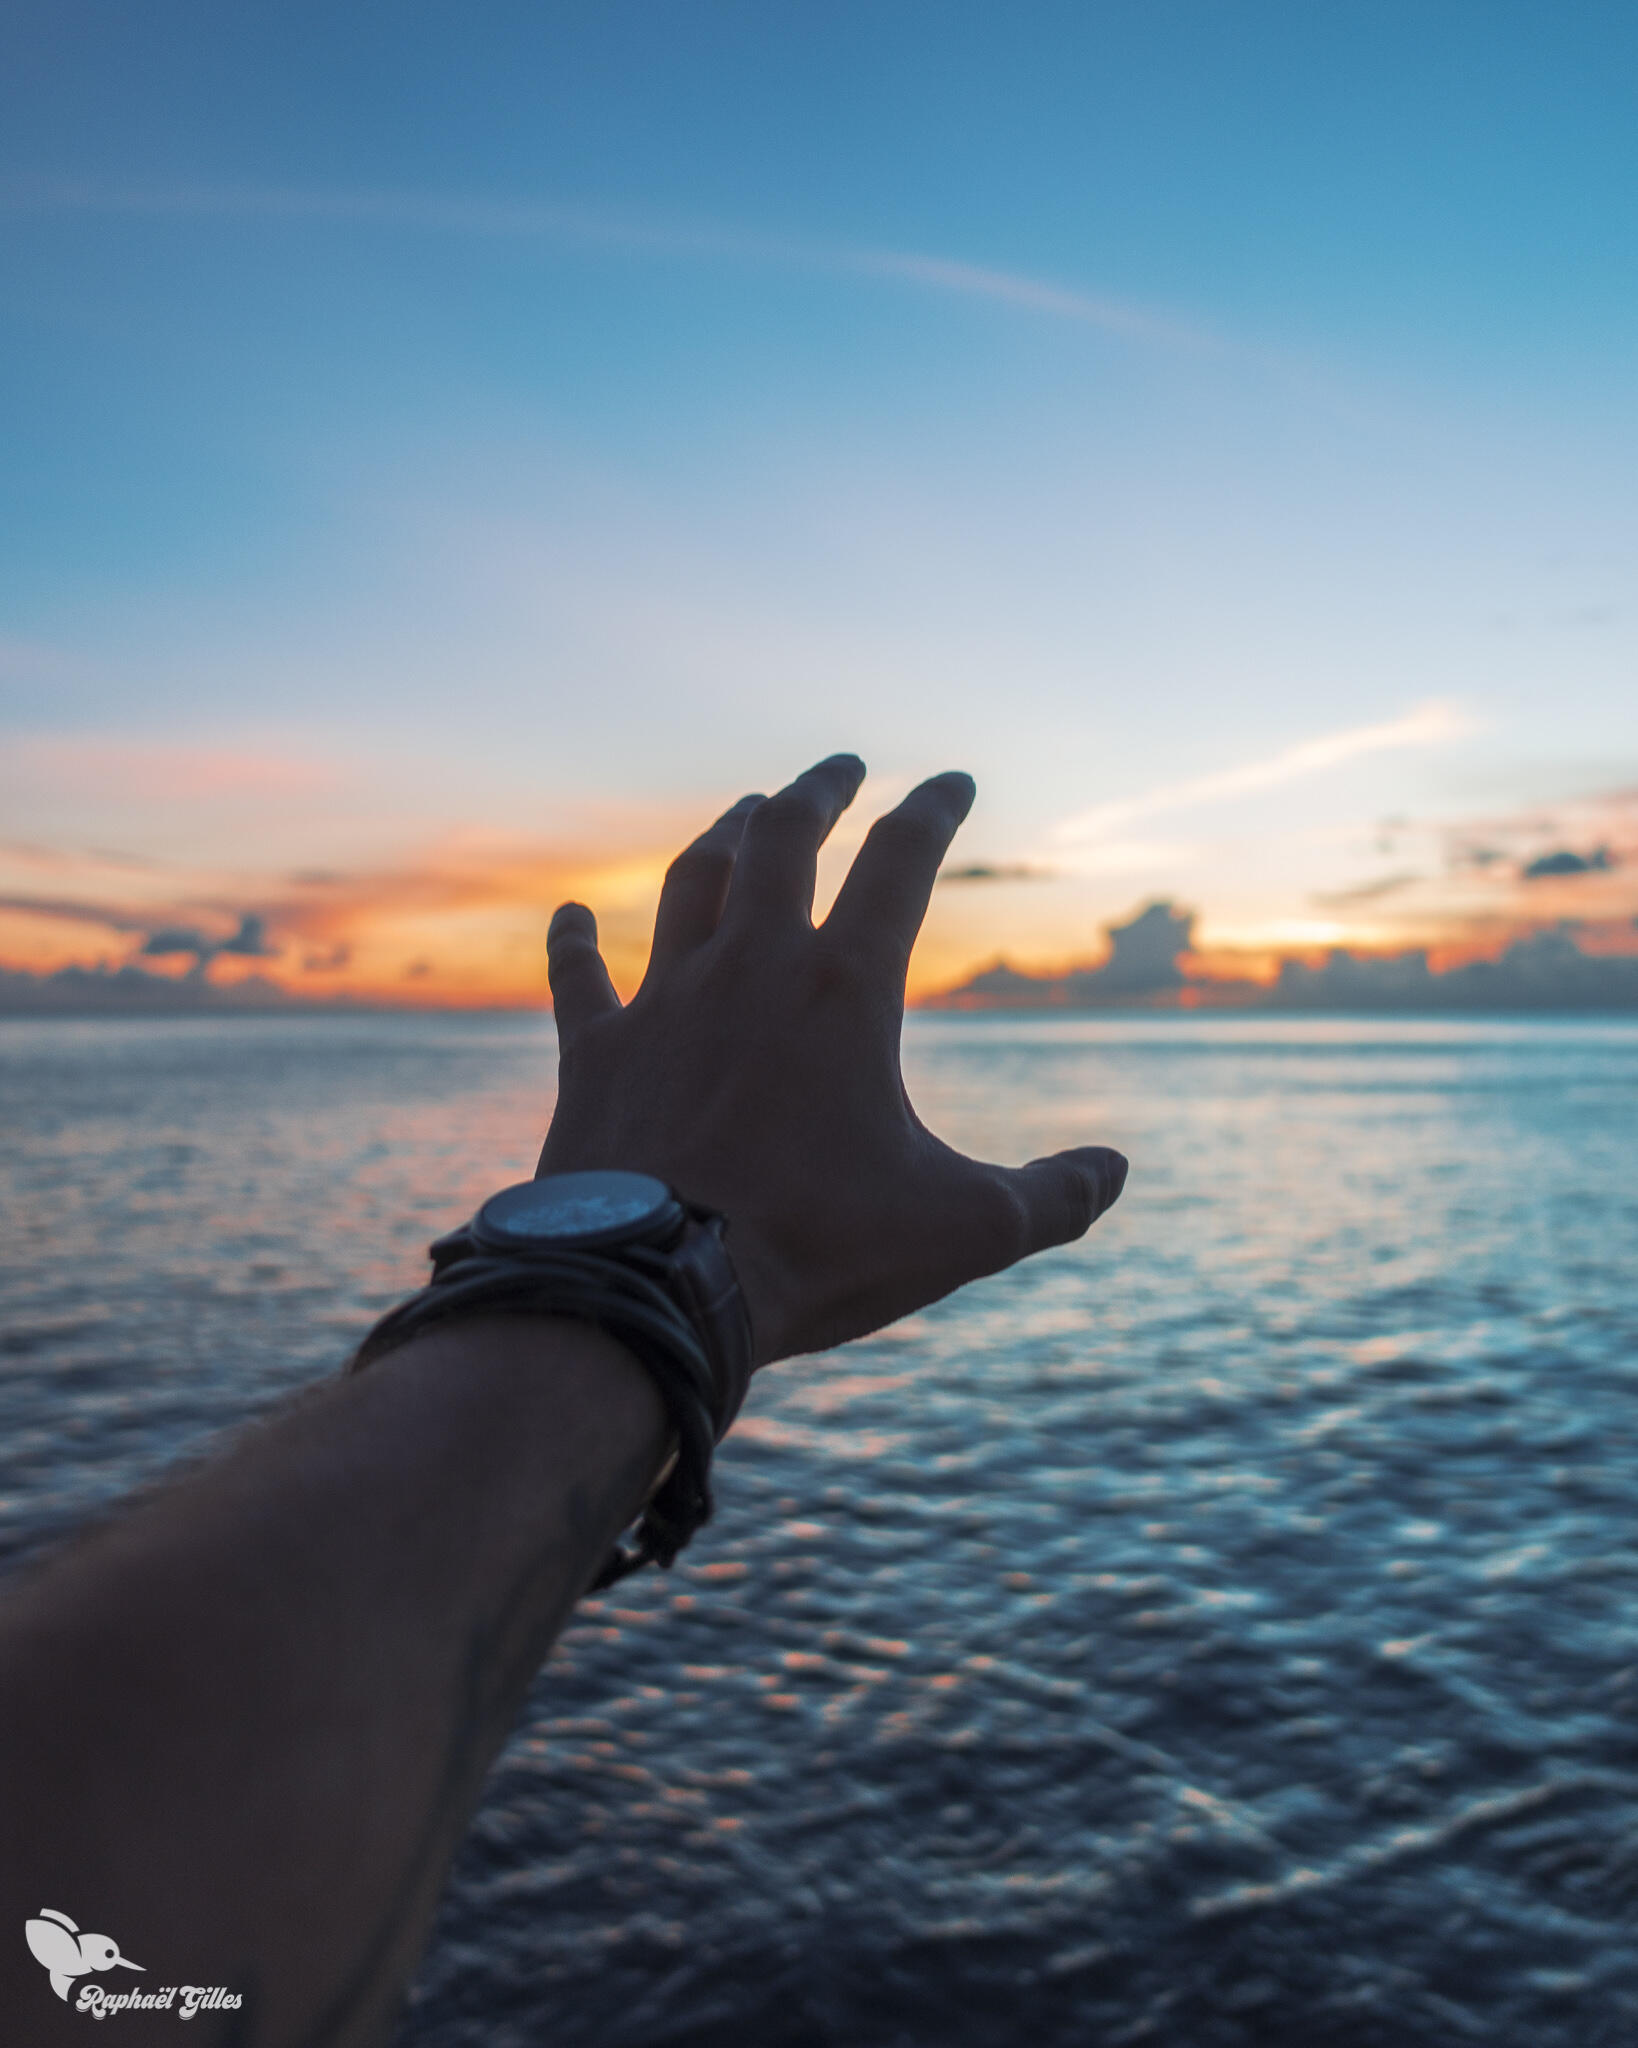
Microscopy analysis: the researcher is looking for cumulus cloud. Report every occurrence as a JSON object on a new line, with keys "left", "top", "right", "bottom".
{"left": 927, "top": 904, "right": 1638, "bottom": 1012}
{"left": 139, "top": 912, "right": 278, "bottom": 963}
{"left": 928, "top": 900, "right": 1196, "bottom": 1008}
{"left": 1275, "top": 926, "right": 1638, "bottom": 1010}
{"left": 1064, "top": 902, "right": 1194, "bottom": 995}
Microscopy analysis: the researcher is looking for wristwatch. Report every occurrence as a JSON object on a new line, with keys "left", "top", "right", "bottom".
{"left": 424, "top": 1170, "right": 754, "bottom": 1441}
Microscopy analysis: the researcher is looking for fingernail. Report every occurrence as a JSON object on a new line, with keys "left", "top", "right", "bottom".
{"left": 1089, "top": 1147, "right": 1129, "bottom": 1220}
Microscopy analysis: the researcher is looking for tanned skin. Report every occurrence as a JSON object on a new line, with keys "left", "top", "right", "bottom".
{"left": 0, "top": 754, "right": 1126, "bottom": 2044}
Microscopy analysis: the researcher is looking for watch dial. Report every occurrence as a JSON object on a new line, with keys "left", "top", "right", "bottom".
{"left": 473, "top": 1171, "right": 675, "bottom": 1252}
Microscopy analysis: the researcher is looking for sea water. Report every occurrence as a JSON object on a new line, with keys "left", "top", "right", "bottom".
{"left": 1, "top": 1011, "right": 1636, "bottom": 2046}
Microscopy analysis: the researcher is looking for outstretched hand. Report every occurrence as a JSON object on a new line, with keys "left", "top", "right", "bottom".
{"left": 539, "top": 754, "right": 1127, "bottom": 1367}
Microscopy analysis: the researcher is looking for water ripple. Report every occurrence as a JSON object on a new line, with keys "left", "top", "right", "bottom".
{"left": 2, "top": 1012, "right": 1637, "bottom": 2044}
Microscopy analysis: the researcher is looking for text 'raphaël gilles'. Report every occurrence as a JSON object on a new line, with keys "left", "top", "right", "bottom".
{"left": 76, "top": 1981, "right": 243, "bottom": 2019}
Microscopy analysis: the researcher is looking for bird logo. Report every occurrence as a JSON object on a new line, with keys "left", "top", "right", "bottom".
{"left": 24, "top": 1908, "right": 145, "bottom": 2001}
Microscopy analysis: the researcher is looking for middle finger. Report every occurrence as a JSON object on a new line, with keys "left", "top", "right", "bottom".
{"left": 720, "top": 753, "right": 867, "bottom": 930}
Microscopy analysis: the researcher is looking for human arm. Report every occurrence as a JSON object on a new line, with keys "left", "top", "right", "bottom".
{"left": 0, "top": 754, "right": 1126, "bottom": 2043}
{"left": 0, "top": 1317, "right": 670, "bottom": 2043}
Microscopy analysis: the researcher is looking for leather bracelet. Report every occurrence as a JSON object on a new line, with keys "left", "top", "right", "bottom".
{"left": 350, "top": 1250, "right": 724, "bottom": 1588}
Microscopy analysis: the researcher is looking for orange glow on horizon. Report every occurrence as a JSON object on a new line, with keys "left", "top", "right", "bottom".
{"left": 4, "top": 806, "right": 1636, "bottom": 1010}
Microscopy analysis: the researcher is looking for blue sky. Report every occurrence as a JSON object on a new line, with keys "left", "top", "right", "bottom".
{"left": 3, "top": 3, "right": 1635, "bottom": 998}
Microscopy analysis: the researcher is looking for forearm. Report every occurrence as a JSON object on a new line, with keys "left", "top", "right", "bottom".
{"left": 0, "top": 1317, "right": 668, "bottom": 2044}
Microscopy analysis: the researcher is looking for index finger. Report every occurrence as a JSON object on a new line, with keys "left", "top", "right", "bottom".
{"left": 821, "top": 771, "right": 976, "bottom": 971}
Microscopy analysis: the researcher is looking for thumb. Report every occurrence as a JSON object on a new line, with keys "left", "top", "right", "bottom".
{"left": 1000, "top": 1145, "right": 1128, "bottom": 1257}
{"left": 547, "top": 903, "right": 621, "bottom": 1041}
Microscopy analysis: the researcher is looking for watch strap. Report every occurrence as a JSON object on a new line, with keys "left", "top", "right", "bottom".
{"left": 671, "top": 1208, "right": 754, "bottom": 1439}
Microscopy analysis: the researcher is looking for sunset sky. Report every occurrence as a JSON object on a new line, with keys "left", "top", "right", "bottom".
{"left": 3, "top": 3, "right": 1635, "bottom": 1005}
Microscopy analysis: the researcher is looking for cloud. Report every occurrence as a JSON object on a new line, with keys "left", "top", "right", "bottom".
{"left": 0, "top": 827, "right": 622, "bottom": 1002}
{"left": 138, "top": 912, "right": 278, "bottom": 964}
{"left": 1275, "top": 926, "right": 1638, "bottom": 1011}
{"left": 0, "top": 178, "right": 1215, "bottom": 354}
{"left": 937, "top": 862, "right": 1056, "bottom": 884}
{"left": 140, "top": 925, "right": 215, "bottom": 959}
{"left": 842, "top": 246, "right": 1213, "bottom": 351}
{"left": 1066, "top": 901, "right": 1195, "bottom": 994}
{"left": 929, "top": 900, "right": 1196, "bottom": 1007}
{"left": 2, "top": 891, "right": 280, "bottom": 972}
{"left": 302, "top": 944, "right": 352, "bottom": 973}
{"left": 927, "top": 905, "right": 1638, "bottom": 1012}
{"left": 1521, "top": 845, "right": 1616, "bottom": 880}
{"left": 216, "top": 912, "right": 278, "bottom": 957}
{"left": 0, "top": 893, "right": 151, "bottom": 934}
{"left": 0, "top": 961, "right": 295, "bottom": 1015}
{"left": 1052, "top": 702, "right": 1472, "bottom": 851}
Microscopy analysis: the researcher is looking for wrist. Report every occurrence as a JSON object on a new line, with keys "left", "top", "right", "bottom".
{"left": 365, "top": 1315, "right": 674, "bottom": 1585}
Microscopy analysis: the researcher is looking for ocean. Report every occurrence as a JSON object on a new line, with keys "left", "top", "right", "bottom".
{"left": 2, "top": 1010, "right": 1636, "bottom": 2046}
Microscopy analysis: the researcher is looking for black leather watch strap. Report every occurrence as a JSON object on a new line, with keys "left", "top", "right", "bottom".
{"left": 670, "top": 1207, "right": 754, "bottom": 1439}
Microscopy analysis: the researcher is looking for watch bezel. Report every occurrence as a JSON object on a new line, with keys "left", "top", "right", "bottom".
{"left": 468, "top": 1171, "right": 685, "bottom": 1256}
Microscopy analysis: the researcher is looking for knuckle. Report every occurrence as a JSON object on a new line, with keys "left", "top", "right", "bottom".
{"left": 972, "top": 1173, "right": 1032, "bottom": 1268}
{"left": 869, "top": 806, "right": 938, "bottom": 859}
{"left": 813, "top": 932, "right": 880, "bottom": 1001}
{"left": 751, "top": 789, "right": 820, "bottom": 837}
{"left": 666, "top": 842, "right": 731, "bottom": 889}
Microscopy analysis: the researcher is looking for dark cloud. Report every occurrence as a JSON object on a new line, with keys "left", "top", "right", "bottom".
{"left": 403, "top": 959, "right": 433, "bottom": 980}
{"left": 1521, "top": 845, "right": 1616, "bottom": 880}
{"left": 936, "top": 863, "right": 1056, "bottom": 885}
{"left": 927, "top": 904, "right": 1638, "bottom": 1012}
{"left": 0, "top": 962, "right": 295, "bottom": 1015}
{"left": 929, "top": 901, "right": 1194, "bottom": 1009}
{"left": 1064, "top": 901, "right": 1193, "bottom": 996}
{"left": 139, "top": 912, "right": 278, "bottom": 962}
{"left": 1, "top": 895, "right": 281, "bottom": 961}
{"left": 217, "top": 913, "right": 277, "bottom": 957}
{"left": 302, "top": 943, "right": 352, "bottom": 973}
{"left": 1275, "top": 926, "right": 1638, "bottom": 1010}
{"left": 140, "top": 925, "right": 215, "bottom": 959}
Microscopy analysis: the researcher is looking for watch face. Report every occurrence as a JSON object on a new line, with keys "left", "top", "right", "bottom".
{"left": 472, "top": 1171, "right": 679, "bottom": 1253}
